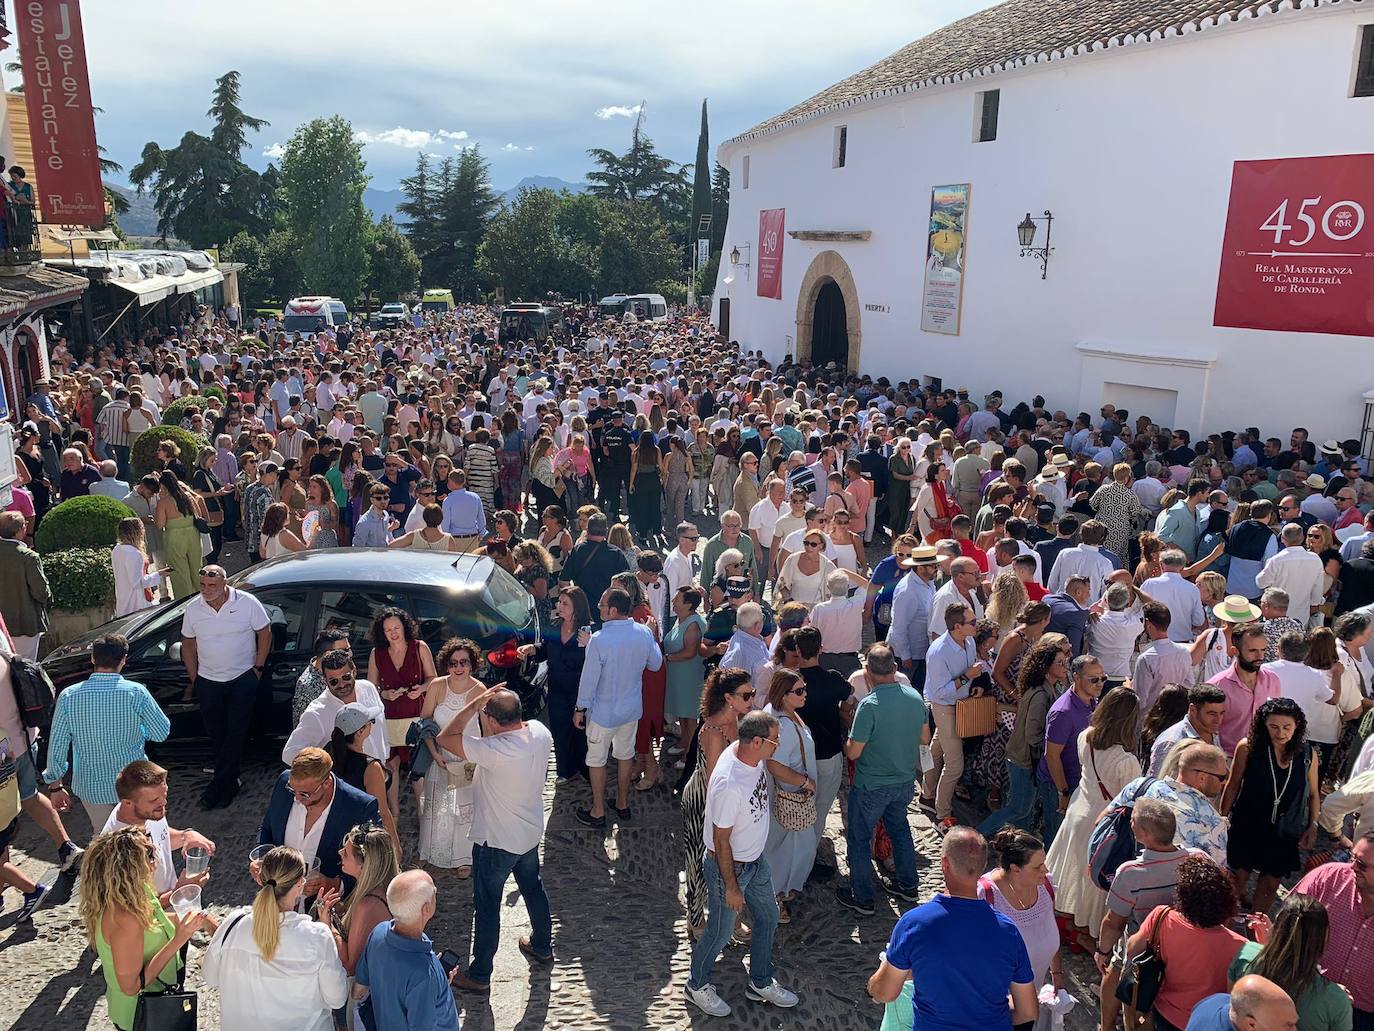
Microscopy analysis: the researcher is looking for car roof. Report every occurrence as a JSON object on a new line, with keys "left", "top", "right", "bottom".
{"left": 233, "top": 549, "right": 495, "bottom": 593}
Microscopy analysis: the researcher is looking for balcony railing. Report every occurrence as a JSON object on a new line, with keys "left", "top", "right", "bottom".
{"left": 0, "top": 206, "right": 41, "bottom": 270}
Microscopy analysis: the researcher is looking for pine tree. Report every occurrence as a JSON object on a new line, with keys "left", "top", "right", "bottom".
{"left": 690, "top": 100, "right": 711, "bottom": 261}
{"left": 397, "top": 151, "right": 443, "bottom": 277}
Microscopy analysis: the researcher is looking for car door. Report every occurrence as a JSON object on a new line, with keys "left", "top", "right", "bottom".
{"left": 315, "top": 585, "right": 413, "bottom": 675}
{"left": 121, "top": 600, "right": 198, "bottom": 739}
{"left": 252, "top": 586, "right": 313, "bottom": 733}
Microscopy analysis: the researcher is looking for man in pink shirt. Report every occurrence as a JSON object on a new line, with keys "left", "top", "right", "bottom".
{"left": 844, "top": 460, "right": 874, "bottom": 542}
{"left": 1207, "top": 623, "right": 1280, "bottom": 755}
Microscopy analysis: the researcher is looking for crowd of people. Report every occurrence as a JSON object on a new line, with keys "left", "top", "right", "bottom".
{"left": 4, "top": 297, "right": 1374, "bottom": 1030}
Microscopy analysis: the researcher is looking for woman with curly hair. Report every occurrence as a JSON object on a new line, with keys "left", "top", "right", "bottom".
{"left": 1219, "top": 697, "right": 1319, "bottom": 914}
{"left": 82, "top": 827, "right": 212, "bottom": 1030}
{"left": 417, "top": 638, "right": 486, "bottom": 877}
{"left": 985, "top": 572, "right": 1030, "bottom": 637}
{"left": 977, "top": 633, "right": 1071, "bottom": 835}
{"left": 1127, "top": 856, "right": 1245, "bottom": 1031}
{"left": 366, "top": 607, "right": 436, "bottom": 820}
{"left": 678, "top": 667, "right": 755, "bottom": 938}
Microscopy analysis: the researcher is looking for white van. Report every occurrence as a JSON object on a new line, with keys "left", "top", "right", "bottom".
{"left": 599, "top": 293, "right": 668, "bottom": 323}
{"left": 283, "top": 296, "right": 350, "bottom": 335}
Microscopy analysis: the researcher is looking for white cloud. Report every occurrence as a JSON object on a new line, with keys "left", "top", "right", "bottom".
{"left": 353, "top": 126, "right": 469, "bottom": 149}
{"left": 502, "top": 143, "right": 534, "bottom": 152}
{"left": 262, "top": 143, "right": 285, "bottom": 159}
{"left": 595, "top": 104, "right": 643, "bottom": 120}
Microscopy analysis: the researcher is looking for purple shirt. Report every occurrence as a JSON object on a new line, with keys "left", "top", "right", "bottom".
{"left": 1037, "top": 688, "right": 1098, "bottom": 788}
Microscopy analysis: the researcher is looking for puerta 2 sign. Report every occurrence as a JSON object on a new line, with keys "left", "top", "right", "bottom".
{"left": 757, "top": 208, "right": 785, "bottom": 300}
{"left": 1214, "top": 154, "right": 1374, "bottom": 338}
{"left": 17, "top": 0, "right": 105, "bottom": 226}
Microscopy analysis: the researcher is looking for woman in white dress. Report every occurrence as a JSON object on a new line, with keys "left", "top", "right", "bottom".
{"left": 112, "top": 517, "right": 166, "bottom": 616}
{"left": 978, "top": 827, "right": 1064, "bottom": 1031}
{"left": 417, "top": 638, "right": 486, "bottom": 878}
{"left": 775, "top": 529, "right": 838, "bottom": 608}
{"left": 1045, "top": 686, "right": 1142, "bottom": 953}
{"left": 762, "top": 669, "right": 818, "bottom": 922}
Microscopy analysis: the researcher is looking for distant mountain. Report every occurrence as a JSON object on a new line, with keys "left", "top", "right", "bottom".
{"left": 106, "top": 182, "right": 160, "bottom": 238}
{"left": 498, "top": 176, "right": 589, "bottom": 204}
{"left": 363, "top": 186, "right": 405, "bottom": 222}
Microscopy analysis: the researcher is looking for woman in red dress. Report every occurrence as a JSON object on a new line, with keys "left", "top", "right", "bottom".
{"left": 614, "top": 571, "right": 669, "bottom": 792}
{"left": 366, "top": 607, "right": 436, "bottom": 824}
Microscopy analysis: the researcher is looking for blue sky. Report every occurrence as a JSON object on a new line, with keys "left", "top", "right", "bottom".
{"left": 7, "top": 0, "right": 998, "bottom": 192}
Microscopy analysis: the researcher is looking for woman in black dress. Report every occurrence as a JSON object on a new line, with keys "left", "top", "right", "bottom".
{"left": 1219, "top": 697, "right": 1319, "bottom": 915}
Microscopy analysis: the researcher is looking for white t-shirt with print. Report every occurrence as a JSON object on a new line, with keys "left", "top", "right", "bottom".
{"left": 701, "top": 742, "right": 769, "bottom": 862}
{"left": 104, "top": 810, "right": 177, "bottom": 894}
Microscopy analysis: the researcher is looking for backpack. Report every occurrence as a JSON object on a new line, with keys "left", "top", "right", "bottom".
{"left": 1087, "top": 776, "right": 1158, "bottom": 890}
{"left": 9, "top": 655, "right": 55, "bottom": 733}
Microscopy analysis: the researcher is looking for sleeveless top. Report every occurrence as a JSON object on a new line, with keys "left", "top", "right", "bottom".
{"left": 336, "top": 747, "right": 392, "bottom": 793}
{"left": 376, "top": 640, "right": 426, "bottom": 725}
{"left": 408, "top": 530, "right": 453, "bottom": 551}
{"left": 95, "top": 885, "right": 182, "bottom": 1031}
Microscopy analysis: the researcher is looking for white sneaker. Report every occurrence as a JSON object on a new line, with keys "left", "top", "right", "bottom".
{"left": 746, "top": 979, "right": 799, "bottom": 1008}
{"left": 684, "top": 982, "right": 732, "bottom": 1017}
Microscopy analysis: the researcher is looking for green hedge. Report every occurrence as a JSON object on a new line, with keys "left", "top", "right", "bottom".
{"left": 34, "top": 495, "right": 135, "bottom": 554}
{"left": 162, "top": 396, "right": 207, "bottom": 426}
{"left": 202, "top": 384, "right": 227, "bottom": 403}
{"left": 130, "top": 425, "right": 208, "bottom": 480}
{"left": 42, "top": 548, "right": 115, "bottom": 612}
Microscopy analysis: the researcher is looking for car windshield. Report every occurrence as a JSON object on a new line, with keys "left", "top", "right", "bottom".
{"left": 283, "top": 314, "right": 325, "bottom": 333}
{"left": 381, "top": 304, "right": 404, "bottom": 314}
{"left": 483, "top": 568, "right": 535, "bottom": 632}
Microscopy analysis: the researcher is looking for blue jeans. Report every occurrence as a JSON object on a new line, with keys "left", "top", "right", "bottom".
{"left": 977, "top": 761, "right": 1038, "bottom": 837}
{"left": 845, "top": 782, "right": 918, "bottom": 905}
{"left": 468, "top": 842, "right": 553, "bottom": 983}
{"left": 1036, "top": 776, "right": 1065, "bottom": 845}
{"left": 689, "top": 851, "right": 778, "bottom": 991}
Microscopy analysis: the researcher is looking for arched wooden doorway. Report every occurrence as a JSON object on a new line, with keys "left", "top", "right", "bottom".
{"left": 794, "top": 250, "right": 860, "bottom": 373}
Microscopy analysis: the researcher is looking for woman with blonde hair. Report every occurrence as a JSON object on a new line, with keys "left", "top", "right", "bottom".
{"left": 82, "top": 827, "right": 210, "bottom": 1031}
{"left": 202, "top": 845, "right": 347, "bottom": 1030}
{"left": 112, "top": 516, "right": 167, "bottom": 616}
{"left": 985, "top": 572, "right": 1030, "bottom": 636}
{"left": 317, "top": 823, "right": 399, "bottom": 1023}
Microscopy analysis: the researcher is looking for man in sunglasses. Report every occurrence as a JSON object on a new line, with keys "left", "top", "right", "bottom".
{"left": 1037, "top": 654, "right": 1106, "bottom": 842}
{"left": 180, "top": 564, "right": 272, "bottom": 810}
{"left": 283, "top": 649, "right": 387, "bottom": 766}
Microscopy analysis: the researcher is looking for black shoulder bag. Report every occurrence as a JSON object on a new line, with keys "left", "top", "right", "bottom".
{"left": 133, "top": 911, "right": 247, "bottom": 1031}
{"left": 1115, "top": 904, "right": 1168, "bottom": 1022}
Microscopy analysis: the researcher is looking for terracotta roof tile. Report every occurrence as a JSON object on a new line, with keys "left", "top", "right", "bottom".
{"left": 727, "top": 0, "right": 1355, "bottom": 145}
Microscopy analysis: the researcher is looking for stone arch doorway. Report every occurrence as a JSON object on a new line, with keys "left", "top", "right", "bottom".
{"left": 794, "top": 250, "right": 860, "bottom": 373}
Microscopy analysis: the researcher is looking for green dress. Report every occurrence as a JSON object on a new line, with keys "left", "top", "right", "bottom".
{"left": 1229, "top": 941, "right": 1352, "bottom": 1031}
{"left": 664, "top": 612, "right": 707, "bottom": 720}
{"left": 94, "top": 885, "right": 182, "bottom": 1031}
{"left": 163, "top": 513, "right": 202, "bottom": 599}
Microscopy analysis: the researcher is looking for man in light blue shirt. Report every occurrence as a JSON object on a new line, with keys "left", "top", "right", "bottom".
{"left": 922, "top": 601, "right": 984, "bottom": 826}
{"left": 1158, "top": 480, "right": 1208, "bottom": 561}
{"left": 886, "top": 548, "right": 940, "bottom": 685}
{"left": 573, "top": 586, "right": 663, "bottom": 829}
{"left": 352, "top": 483, "right": 396, "bottom": 548}
{"left": 440, "top": 468, "right": 487, "bottom": 551}
{"left": 88, "top": 460, "right": 131, "bottom": 500}
{"left": 42, "top": 633, "right": 170, "bottom": 829}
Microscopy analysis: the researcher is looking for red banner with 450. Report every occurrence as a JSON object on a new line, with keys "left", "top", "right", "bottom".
{"left": 1214, "top": 154, "right": 1374, "bottom": 338}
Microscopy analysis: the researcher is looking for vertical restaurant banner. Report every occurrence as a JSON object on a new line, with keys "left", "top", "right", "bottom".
{"left": 756, "top": 208, "right": 785, "bottom": 299}
{"left": 18, "top": 0, "right": 105, "bottom": 226}
{"left": 920, "top": 183, "right": 970, "bottom": 335}
{"left": 1214, "top": 154, "right": 1374, "bottom": 337}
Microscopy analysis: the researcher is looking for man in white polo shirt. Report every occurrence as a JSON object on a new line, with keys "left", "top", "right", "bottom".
{"left": 180, "top": 564, "right": 271, "bottom": 810}
{"left": 749, "top": 477, "right": 786, "bottom": 591}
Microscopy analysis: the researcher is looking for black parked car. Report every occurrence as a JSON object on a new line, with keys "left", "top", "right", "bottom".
{"left": 43, "top": 550, "right": 547, "bottom": 740}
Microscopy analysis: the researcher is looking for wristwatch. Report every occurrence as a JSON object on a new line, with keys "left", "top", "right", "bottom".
{"left": 1059, "top": 788, "right": 1071, "bottom": 797}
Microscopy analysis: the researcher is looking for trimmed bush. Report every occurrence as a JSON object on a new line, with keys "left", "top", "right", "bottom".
{"left": 34, "top": 495, "right": 135, "bottom": 554}
{"left": 203, "top": 384, "right": 227, "bottom": 403}
{"left": 42, "top": 548, "right": 116, "bottom": 612}
{"left": 130, "top": 425, "right": 208, "bottom": 480}
{"left": 162, "top": 396, "right": 207, "bottom": 426}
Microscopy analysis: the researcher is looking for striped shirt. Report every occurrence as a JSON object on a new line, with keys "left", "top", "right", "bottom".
{"left": 95, "top": 399, "right": 131, "bottom": 447}
{"left": 1107, "top": 846, "right": 1204, "bottom": 933}
{"left": 42, "top": 672, "right": 170, "bottom": 804}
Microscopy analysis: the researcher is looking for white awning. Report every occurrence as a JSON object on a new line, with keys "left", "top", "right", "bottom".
{"left": 109, "top": 274, "right": 180, "bottom": 305}
{"left": 175, "top": 268, "right": 224, "bottom": 294}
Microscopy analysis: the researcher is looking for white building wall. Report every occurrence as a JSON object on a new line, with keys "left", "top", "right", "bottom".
{"left": 716, "top": 5, "right": 1374, "bottom": 439}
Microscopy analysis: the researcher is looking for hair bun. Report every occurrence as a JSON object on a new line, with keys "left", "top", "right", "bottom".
{"left": 264, "top": 878, "right": 278, "bottom": 888}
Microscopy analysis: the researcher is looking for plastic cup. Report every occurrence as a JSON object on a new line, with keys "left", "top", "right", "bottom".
{"left": 249, "top": 843, "right": 272, "bottom": 885}
{"left": 169, "top": 884, "right": 201, "bottom": 918}
{"left": 184, "top": 846, "right": 210, "bottom": 877}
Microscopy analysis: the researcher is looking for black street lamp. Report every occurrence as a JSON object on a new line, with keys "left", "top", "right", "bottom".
{"left": 1016, "top": 210, "right": 1054, "bottom": 279}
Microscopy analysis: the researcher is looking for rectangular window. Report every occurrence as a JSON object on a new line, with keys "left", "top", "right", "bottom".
{"left": 741, "top": 155, "right": 750, "bottom": 190}
{"left": 1356, "top": 25, "right": 1374, "bottom": 97}
{"left": 976, "top": 89, "right": 1000, "bottom": 142}
{"left": 833, "top": 125, "right": 848, "bottom": 168}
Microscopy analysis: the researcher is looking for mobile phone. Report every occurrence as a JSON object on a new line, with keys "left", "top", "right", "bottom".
{"left": 439, "top": 948, "right": 461, "bottom": 976}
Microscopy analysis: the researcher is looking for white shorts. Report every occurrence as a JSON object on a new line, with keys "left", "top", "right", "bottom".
{"left": 585, "top": 719, "right": 637, "bottom": 766}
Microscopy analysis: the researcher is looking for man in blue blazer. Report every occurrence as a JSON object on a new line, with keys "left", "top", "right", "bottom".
{"left": 257, "top": 747, "right": 379, "bottom": 889}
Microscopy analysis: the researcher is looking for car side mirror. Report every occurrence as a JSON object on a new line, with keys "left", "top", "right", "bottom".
{"left": 169, "top": 641, "right": 182, "bottom": 662}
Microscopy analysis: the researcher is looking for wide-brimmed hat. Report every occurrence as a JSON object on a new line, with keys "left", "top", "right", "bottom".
{"left": 1213, "top": 595, "right": 1261, "bottom": 624}
{"left": 1305, "top": 473, "right": 1326, "bottom": 490}
{"left": 1038, "top": 464, "right": 1061, "bottom": 479}
{"left": 899, "top": 545, "right": 940, "bottom": 569}
{"left": 1051, "top": 453, "right": 1072, "bottom": 467}
{"left": 1320, "top": 439, "right": 1342, "bottom": 457}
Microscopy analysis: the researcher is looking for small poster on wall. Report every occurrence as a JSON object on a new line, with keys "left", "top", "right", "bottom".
{"left": 757, "top": 208, "right": 785, "bottom": 300}
{"left": 1214, "top": 154, "right": 1374, "bottom": 337}
{"left": 920, "top": 183, "right": 970, "bottom": 335}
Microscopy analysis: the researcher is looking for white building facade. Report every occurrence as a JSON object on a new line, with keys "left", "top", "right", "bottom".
{"left": 715, "top": 0, "right": 1374, "bottom": 440}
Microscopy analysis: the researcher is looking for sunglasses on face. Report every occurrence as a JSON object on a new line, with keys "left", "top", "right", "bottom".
{"left": 1084, "top": 675, "right": 1105, "bottom": 684}
{"left": 735, "top": 690, "right": 756, "bottom": 701}
{"left": 789, "top": 686, "right": 808, "bottom": 697}
{"left": 1353, "top": 856, "right": 1370, "bottom": 872}
{"left": 288, "top": 780, "right": 327, "bottom": 802}
{"left": 326, "top": 671, "right": 355, "bottom": 687}
{"left": 448, "top": 656, "right": 472, "bottom": 668}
